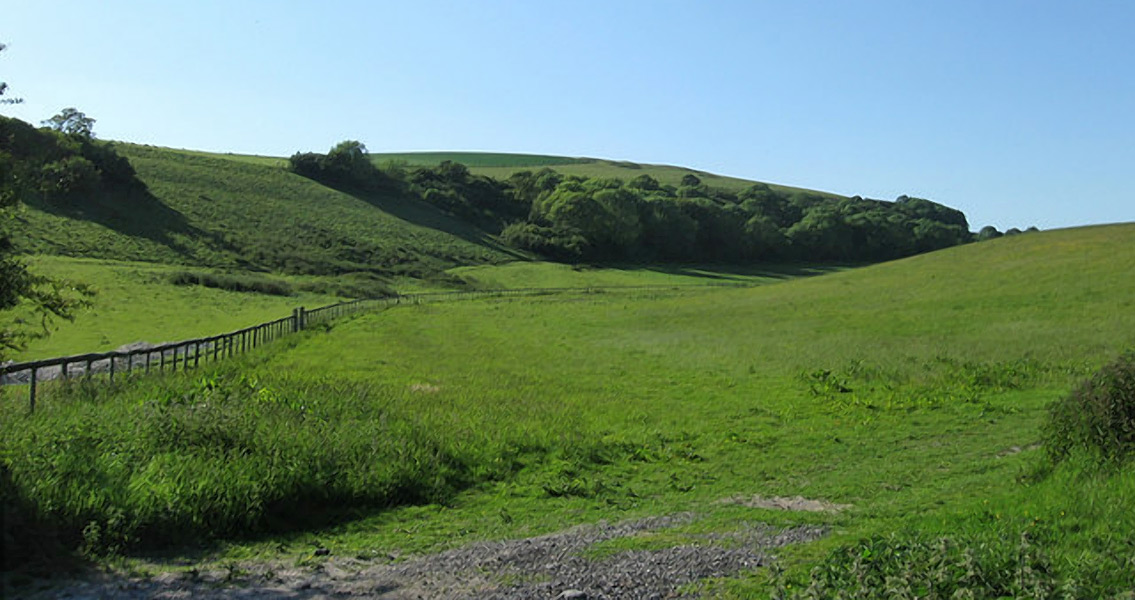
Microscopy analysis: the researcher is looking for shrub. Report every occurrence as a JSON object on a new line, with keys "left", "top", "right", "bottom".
{"left": 771, "top": 533, "right": 1071, "bottom": 599}
{"left": 295, "top": 272, "right": 396, "bottom": 299}
{"left": 39, "top": 155, "right": 100, "bottom": 200}
{"left": 168, "top": 271, "right": 293, "bottom": 296}
{"left": 1044, "top": 351, "right": 1135, "bottom": 465}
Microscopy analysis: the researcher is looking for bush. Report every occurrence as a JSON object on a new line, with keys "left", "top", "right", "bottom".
{"left": 168, "top": 271, "right": 293, "bottom": 296}
{"left": 39, "top": 155, "right": 100, "bottom": 200}
{"left": 771, "top": 532, "right": 1072, "bottom": 599}
{"left": 295, "top": 272, "right": 396, "bottom": 299}
{"left": 1044, "top": 351, "right": 1135, "bottom": 465}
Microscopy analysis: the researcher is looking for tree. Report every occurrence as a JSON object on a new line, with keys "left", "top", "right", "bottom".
{"left": 0, "top": 116, "right": 93, "bottom": 357}
{"left": 43, "top": 107, "right": 96, "bottom": 138}
{"left": 977, "top": 225, "right": 1003, "bottom": 241}
{"left": 0, "top": 43, "right": 23, "bottom": 106}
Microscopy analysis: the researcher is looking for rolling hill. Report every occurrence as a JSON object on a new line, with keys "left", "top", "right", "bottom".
{"left": 8, "top": 141, "right": 855, "bottom": 282}
{"left": 10, "top": 143, "right": 521, "bottom": 280}
{"left": 369, "top": 150, "right": 845, "bottom": 197}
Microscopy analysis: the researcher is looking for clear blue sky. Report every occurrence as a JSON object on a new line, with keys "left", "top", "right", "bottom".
{"left": 4, "top": 0, "right": 1133, "bottom": 230}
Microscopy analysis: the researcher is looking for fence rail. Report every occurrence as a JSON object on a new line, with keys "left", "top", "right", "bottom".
{"left": 1, "top": 283, "right": 739, "bottom": 412}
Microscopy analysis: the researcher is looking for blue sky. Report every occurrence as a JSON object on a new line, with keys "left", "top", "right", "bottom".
{"left": 3, "top": 0, "right": 1133, "bottom": 230}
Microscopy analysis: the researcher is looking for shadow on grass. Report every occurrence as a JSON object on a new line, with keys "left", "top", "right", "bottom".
{"left": 307, "top": 181, "right": 527, "bottom": 261}
{"left": 641, "top": 262, "right": 859, "bottom": 282}
{"left": 26, "top": 184, "right": 244, "bottom": 265}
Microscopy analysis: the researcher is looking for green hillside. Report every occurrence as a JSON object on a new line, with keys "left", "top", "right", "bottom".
{"left": 370, "top": 151, "right": 590, "bottom": 168}
{"left": 9, "top": 140, "right": 518, "bottom": 279}
{"left": 6, "top": 224, "right": 1135, "bottom": 595}
{"left": 370, "top": 150, "right": 843, "bottom": 197}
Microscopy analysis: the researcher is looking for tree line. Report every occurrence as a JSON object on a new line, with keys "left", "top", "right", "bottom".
{"left": 291, "top": 142, "right": 989, "bottom": 264}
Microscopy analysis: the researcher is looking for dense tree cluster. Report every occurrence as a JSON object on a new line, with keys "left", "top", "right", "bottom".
{"left": 499, "top": 174, "right": 973, "bottom": 262}
{"left": 290, "top": 141, "right": 980, "bottom": 264}
{"left": 288, "top": 140, "right": 399, "bottom": 193}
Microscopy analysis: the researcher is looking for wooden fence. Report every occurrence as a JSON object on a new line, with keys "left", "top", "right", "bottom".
{"left": 0, "top": 283, "right": 737, "bottom": 412}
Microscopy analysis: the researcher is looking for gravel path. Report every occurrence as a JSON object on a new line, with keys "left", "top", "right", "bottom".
{"left": 30, "top": 514, "right": 826, "bottom": 600}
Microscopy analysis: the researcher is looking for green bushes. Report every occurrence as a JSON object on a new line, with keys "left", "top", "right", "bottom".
{"left": 772, "top": 533, "right": 1077, "bottom": 599}
{"left": 294, "top": 271, "right": 396, "bottom": 299}
{"left": 1045, "top": 351, "right": 1135, "bottom": 464}
{"left": 168, "top": 271, "right": 293, "bottom": 296}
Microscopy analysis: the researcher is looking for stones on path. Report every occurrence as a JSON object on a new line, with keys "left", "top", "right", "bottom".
{"left": 30, "top": 514, "right": 827, "bottom": 599}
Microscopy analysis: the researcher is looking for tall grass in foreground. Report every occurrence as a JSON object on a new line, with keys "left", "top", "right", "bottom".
{"left": 0, "top": 357, "right": 595, "bottom": 568}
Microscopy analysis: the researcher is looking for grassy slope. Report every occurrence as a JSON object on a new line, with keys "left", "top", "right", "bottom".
{"left": 370, "top": 150, "right": 845, "bottom": 197}
{"left": 450, "top": 261, "right": 848, "bottom": 289}
{"left": 258, "top": 224, "right": 1135, "bottom": 589}
{"left": 7, "top": 256, "right": 343, "bottom": 360}
{"left": 10, "top": 144, "right": 517, "bottom": 276}
{"left": 6, "top": 224, "right": 1132, "bottom": 594}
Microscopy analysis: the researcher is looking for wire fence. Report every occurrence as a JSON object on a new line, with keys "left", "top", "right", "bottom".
{"left": 0, "top": 283, "right": 739, "bottom": 412}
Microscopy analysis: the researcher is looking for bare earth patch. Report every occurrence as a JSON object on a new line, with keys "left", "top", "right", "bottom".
{"left": 28, "top": 515, "right": 826, "bottom": 600}
{"left": 718, "top": 495, "right": 852, "bottom": 513}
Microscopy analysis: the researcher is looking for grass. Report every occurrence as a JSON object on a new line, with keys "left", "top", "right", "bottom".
{"left": 369, "top": 151, "right": 591, "bottom": 168}
{"left": 4, "top": 256, "right": 341, "bottom": 360}
{"left": 10, "top": 143, "right": 517, "bottom": 278}
{"left": 368, "top": 150, "right": 845, "bottom": 197}
{"left": 3, "top": 224, "right": 1135, "bottom": 595}
{"left": 449, "top": 261, "right": 849, "bottom": 289}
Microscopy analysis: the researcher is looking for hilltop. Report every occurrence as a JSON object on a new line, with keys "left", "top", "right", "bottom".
{"left": 368, "top": 150, "right": 835, "bottom": 197}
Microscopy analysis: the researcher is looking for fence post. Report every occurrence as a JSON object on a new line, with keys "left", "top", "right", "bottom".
{"left": 293, "top": 307, "right": 306, "bottom": 332}
{"left": 29, "top": 367, "right": 37, "bottom": 413}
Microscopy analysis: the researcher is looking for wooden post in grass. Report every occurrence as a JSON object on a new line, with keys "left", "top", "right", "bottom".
{"left": 29, "top": 366, "right": 36, "bottom": 413}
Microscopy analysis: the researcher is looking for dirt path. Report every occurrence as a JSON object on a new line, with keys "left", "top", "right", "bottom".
{"left": 26, "top": 514, "right": 826, "bottom": 599}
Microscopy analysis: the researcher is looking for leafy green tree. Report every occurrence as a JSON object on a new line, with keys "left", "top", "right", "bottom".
{"left": 977, "top": 225, "right": 1003, "bottom": 241}
{"left": 39, "top": 155, "right": 100, "bottom": 200}
{"left": 0, "top": 147, "right": 91, "bottom": 356}
{"left": 43, "top": 108, "right": 96, "bottom": 139}
{"left": 627, "top": 174, "right": 661, "bottom": 191}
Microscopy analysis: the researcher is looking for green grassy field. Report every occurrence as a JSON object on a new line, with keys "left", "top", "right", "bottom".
{"left": 450, "top": 261, "right": 848, "bottom": 289}
{"left": 5, "top": 256, "right": 344, "bottom": 360}
{"left": 4, "top": 224, "right": 1135, "bottom": 596}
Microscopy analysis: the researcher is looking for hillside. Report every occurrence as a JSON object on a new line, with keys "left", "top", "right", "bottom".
{"left": 4, "top": 117, "right": 972, "bottom": 280}
{"left": 369, "top": 150, "right": 844, "bottom": 197}
{"left": 5, "top": 125, "right": 519, "bottom": 280}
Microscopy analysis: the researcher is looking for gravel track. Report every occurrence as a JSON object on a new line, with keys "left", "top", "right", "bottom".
{"left": 30, "top": 514, "right": 826, "bottom": 600}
